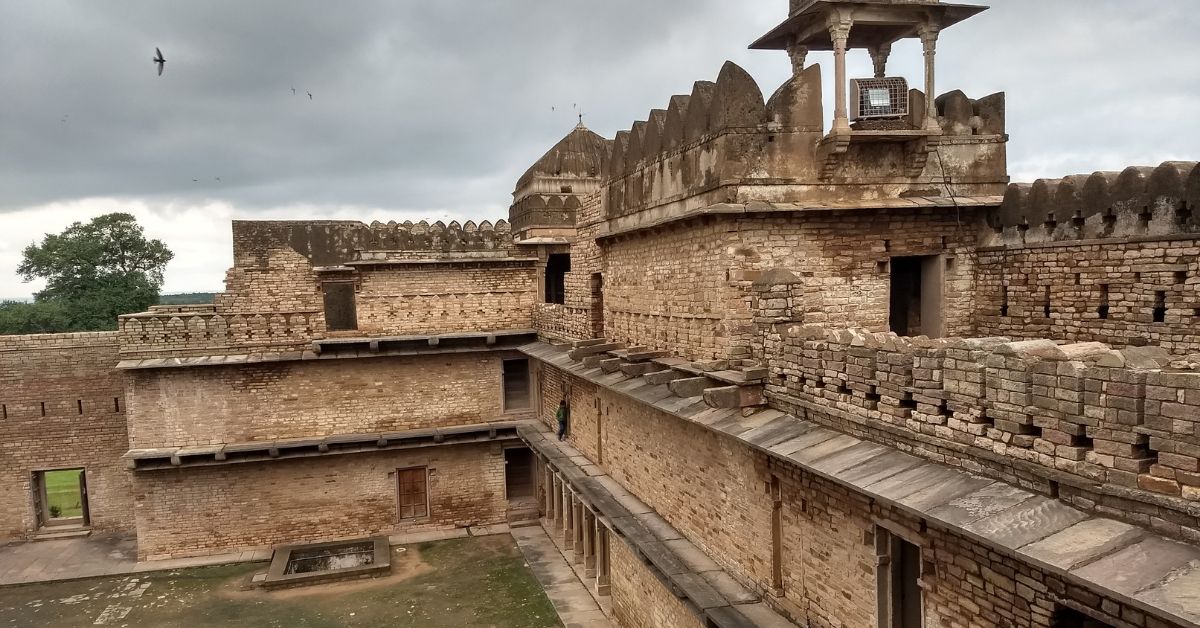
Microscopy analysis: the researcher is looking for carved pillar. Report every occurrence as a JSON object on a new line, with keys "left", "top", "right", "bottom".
{"left": 829, "top": 12, "right": 854, "bottom": 132}
{"left": 787, "top": 40, "right": 809, "bottom": 76}
{"left": 869, "top": 42, "right": 892, "bottom": 78}
{"left": 919, "top": 23, "right": 941, "bottom": 130}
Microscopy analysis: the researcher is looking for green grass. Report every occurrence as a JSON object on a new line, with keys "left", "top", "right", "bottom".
{"left": 43, "top": 470, "right": 83, "bottom": 519}
{"left": 0, "top": 534, "right": 561, "bottom": 628}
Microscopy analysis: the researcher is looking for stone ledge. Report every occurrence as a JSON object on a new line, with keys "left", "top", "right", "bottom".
{"left": 521, "top": 342, "right": 1200, "bottom": 628}
{"left": 123, "top": 422, "right": 521, "bottom": 471}
{"left": 518, "top": 423, "right": 796, "bottom": 628}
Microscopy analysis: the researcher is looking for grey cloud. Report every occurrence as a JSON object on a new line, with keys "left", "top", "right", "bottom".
{"left": 0, "top": 0, "right": 1198, "bottom": 217}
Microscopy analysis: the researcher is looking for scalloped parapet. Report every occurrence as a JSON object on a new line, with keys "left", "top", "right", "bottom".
{"left": 989, "top": 161, "right": 1200, "bottom": 244}
{"left": 230, "top": 218, "right": 519, "bottom": 267}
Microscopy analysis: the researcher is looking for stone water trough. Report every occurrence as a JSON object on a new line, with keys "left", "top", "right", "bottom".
{"left": 258, "top": 536, "right": 391, "bottom": 589}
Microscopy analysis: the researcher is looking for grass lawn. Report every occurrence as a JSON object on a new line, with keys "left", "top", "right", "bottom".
{"left": 0, "top": 535, "right": 561, "bottom": 628}
{"left": 43, "top": 469, "right": 83, "bottom": 519}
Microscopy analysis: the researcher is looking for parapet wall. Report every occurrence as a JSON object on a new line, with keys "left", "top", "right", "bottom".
{"left": 767, "top": 326, "right": 1200, "bottom": 540}
{"left": 601, "top": 60, "right": 1007, "bottom": 231}
{"left": 976, "top": 161, "right": 1200, "bottom": 354}
{"left": 988, "top": 161, "right": 1199, "bottom": 244}
{"left": 230, "top": 219, "right": 520, "bottom": 267}
{"left": 0, "top": 332, "right": 134, "bottom": 538}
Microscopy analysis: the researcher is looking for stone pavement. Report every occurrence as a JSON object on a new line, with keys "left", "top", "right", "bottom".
{"left": 512, "top": 524, "right": 613, "bottom": 628}
{"left": 0, "top": 536, "right": 275, "bottom": 587}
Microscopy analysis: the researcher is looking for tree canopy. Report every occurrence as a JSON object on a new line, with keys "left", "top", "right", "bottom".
{"left": 0, "top": 213, "right": 173, "bottom": 334}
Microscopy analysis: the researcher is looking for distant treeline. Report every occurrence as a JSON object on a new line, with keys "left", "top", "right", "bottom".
{"left": 158, "top": 292, "right": 217, "bottom": 305}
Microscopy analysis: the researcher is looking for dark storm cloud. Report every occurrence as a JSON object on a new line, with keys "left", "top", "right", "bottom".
{"left": 0, "top": 0, "right": 1198, "bottom": 215}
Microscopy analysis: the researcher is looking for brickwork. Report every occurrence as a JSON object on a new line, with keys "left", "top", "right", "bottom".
{"left": 132, "top": 441, "right": 506, "bottom": 560}
{"left": 975, "top": 238, "right": 1200, "bottom": 354}
{"left": 767, "top": 326, "right": 1200, "bottom": 540}
{"left": 534, "top": 361, "right": 601, "bottom": 462}
{"left": 609, "top": 539, "right": 705, "bottom": 628}
{"left": 354, "top": 263, "right": 536, "bottom": 336}
{"left": 536, "top": 360, "right": 1187, "bottom": 628}
{"left": 126, "top": 352, "right": 524, "bottom": 449}
{"left": 601, "top": 209, "right": 978, "bottom": 362}
{"left": 0, "top": 333, "right": 133, "bottom": 539}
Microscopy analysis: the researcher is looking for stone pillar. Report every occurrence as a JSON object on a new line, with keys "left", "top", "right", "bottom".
{"left": 550, "top": 473, "right": 560, "bottom": 523}
{"left": 563, "top": 487, "right": 575, "bottom": 549}
{"left": 573, "top": 499, "right": 585, "bottom": 564}
{"left": 828, "top": 11, "right": 854, "bottom": 132}
{"left": 919, "top": 23, "right": 940, "bottom": 130}
{"left": 869, "top": 42, "right": 891, "bottom": 79}
{"left": 595, "top": 523, "right": 611, "bottom": 596}
{"left": 583, "top": 509, "right": 597, "bottom": 577}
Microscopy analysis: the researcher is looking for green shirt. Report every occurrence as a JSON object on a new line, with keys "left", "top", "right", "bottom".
{"left": 556, "top": 406, "right": 568, "bottom": 423}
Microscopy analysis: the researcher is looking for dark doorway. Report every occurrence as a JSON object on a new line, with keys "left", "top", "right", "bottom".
{"left": 890, "top": 536, "right": 922, "bottom": 628}
{"left": 504, "top": 447, "right": 535, "bottom": 499}
{"left": 502, "top": 358, "right": 531, "bottom": 412}
{"left": 889, "top": 255, "right": 944, "bottom": 338}
{"left": 545, "top": 254, "right": 570, "bottom": 305}
{"left": 589, "top": 273, "right": 604, "bottom": 338}
{"left": 1052, "top": 607, "right": 1116, "bottom": 628}
{"left": 322, "top": 282, "right": 358, "bottom": 331}
{"left": 33, "top": 469, "right": 89, "bottom": 529}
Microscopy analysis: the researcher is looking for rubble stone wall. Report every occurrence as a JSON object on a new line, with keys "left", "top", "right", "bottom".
{"left": 126, "top": 352, "right": 524, "bottom": 449}
{"left": 767, "top": 326, "right": 1200, "bottom": 541}
{"left": 132, "top": 441, "right": 506, "bottom": 560}
{"left": 601, "top": 208, "right": 979, "bottom": 362}
{"left": 0, "top": 332, "right": 134, "bottom": 539}
{"left": 535, "top": 362, "right": 1170, "bottom": 628}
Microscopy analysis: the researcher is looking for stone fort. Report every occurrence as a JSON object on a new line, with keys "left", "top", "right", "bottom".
{"left": 3, "top": 1, "right": 1199, "bottom": 626}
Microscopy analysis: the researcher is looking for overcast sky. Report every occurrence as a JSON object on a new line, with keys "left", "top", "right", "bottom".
{"left": 1, "top": 1, "right": 1197, "bottom": 298}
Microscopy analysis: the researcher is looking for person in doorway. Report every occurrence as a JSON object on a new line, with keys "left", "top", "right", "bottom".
{"left": 556, "top": 399, "right": 570, "bottom": 441}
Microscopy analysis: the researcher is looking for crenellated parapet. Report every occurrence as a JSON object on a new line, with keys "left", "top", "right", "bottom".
{"left": 769, "top": 325, "right": 1200, "bottom": 518}
{"left": 231, "top": 219, "right": 519, "bottom": 268}
{"left": 118, "top": 305, "right": 320, "bottom": 359}
{"left": 597, "top": 60, "right": 1008, "bottom": 237}
{"left": 988, "top": 161, "right": 1200, "bottom": 245}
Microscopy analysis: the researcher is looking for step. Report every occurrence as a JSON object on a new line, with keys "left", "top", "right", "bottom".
{"left": 33, "top": 528, "right": 92, "bottom": 541}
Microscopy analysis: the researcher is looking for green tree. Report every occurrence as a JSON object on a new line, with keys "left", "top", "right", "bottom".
{"left": 3, "top": 213, "right": 173, "bottom": 333}
{"left": 0, "top": 301, "right": 73, "bottom": 334}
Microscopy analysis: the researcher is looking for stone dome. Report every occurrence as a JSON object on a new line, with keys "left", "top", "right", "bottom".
{"left": 515, "top": 122, "right": 611, "bottom": 193}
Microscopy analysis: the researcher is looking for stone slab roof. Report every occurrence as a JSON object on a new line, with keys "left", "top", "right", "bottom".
{"left": 520, "top": 341, "right": 1200, "bottom": 627}
{"left": 520, "top": 422, "right": 798, "bottom": 628}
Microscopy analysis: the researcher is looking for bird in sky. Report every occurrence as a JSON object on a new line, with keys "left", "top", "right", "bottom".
{"left": 153, "top": 48, "right": 166, "bottom": 76}
{"left": 307, "top": 91, "right": 313, "bottom": 100}
{"left": 192, "top": 178, "right": 199, "bottom": 182}
{"left": 291, "top": 86, "right": 296, "bottom": 95}
{"left": 215, "top": 177, "right": 221, "bottom": 182}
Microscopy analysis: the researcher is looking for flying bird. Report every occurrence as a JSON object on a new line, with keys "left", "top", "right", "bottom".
{"left": 215, "top": 177, "right": 221, "bottom": 182}
{"left": 153, "top": 48, "right": 166, "bottom": 76}
{"left": 291, "top": 86, "right": 296, "bottom": 95}
{"left": 307, "top": 91, "right": 313, "bottom": 100}
{"left": 192, "top": 178, "right": 199, "bottom": 182}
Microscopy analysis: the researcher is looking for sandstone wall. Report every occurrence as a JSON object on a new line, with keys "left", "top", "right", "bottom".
{"left": 132, "top": 441, "right": 506, "bottom": 560}
{"left": 610, "top": 540, "right": 705, "bottom": 628}
{"left": 126, "top": 352, "right": 524, "bottom": 449}
{"left": 0, "top": 333, "right": 134, "bottom": 539}
{"left": 767, "top": 326, "right": 1200, "bottom": 540}
{"left": 536, "top": 361, "right": 1180, "bottom": 628}
{"left": 354, "top": 263, "right": 536, "bottom": 336}
{"left": 601, "top": 209, "right": 979, "bottom": 362}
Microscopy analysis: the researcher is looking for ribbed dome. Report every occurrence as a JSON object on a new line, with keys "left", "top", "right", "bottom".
{"left": 516, "top": 122, "right": 611, "bottom": 191}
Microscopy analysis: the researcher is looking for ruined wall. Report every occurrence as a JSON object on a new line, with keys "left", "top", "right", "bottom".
{"left": 602, "top": 208, "right": 979, "bottom": 362}
{"left": 354, "top": 262, "right": 536, "bottom": 336}
{"left": 126, "top": 352, "right": 524, "bottom": 449}
{"left": 976, "top": 162, "right": 1200, "bottom": 353}
{"left": 610, "top": 540, "right": 705, "bottom": 628}
{"left": 767, "top": 327, "right": 1200, "bottom": 539}
{"left": 0, "top": 333, "right": 134, "bottom": 539}
{"left": 535, "top": 361, "right": 1184, "bottom": 628}
{"left": 132, "top": 441, "right": 506, "bottom": 560}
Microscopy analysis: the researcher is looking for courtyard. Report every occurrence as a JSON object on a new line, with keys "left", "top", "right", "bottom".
{"left": 0, "top": 535, "right": 561, "bottom": 628}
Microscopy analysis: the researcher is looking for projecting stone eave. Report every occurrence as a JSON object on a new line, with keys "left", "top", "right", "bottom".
{"left": 518, "top": 340, "right": 1200, "bottom": 628}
